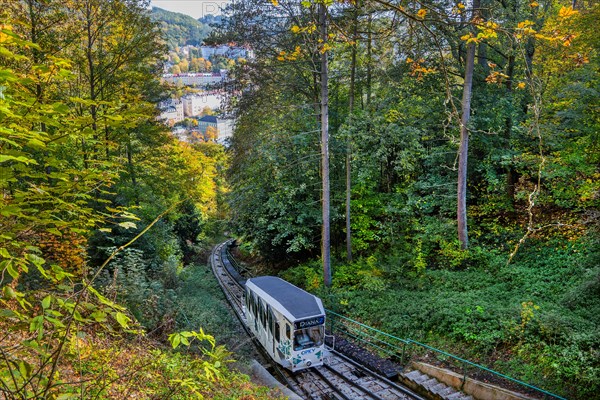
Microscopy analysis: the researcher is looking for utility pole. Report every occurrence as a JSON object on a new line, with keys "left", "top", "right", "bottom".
{"left": 319, "top": 3, "right": 331, "bottom": 287}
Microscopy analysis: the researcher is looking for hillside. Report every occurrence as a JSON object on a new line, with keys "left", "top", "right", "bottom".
{"left": 2, "top": 0, "right": 599, "bottom": 399}
{"left": 151, "top": 6, "right": 211, "bottom": 49}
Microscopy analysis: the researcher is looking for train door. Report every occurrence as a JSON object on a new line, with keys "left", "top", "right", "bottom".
{"left": 274, "top": 317, "right": 293, "bottom": 366}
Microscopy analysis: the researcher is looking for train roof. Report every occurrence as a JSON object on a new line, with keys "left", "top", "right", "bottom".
{"left": 246, "top": 276, "right": 324, "bottom": 321}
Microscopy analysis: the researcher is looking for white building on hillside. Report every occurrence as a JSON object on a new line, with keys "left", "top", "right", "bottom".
{"left": 182, "top": 94, "right": 222, "bottom": 117}
{"left": 196, "top": 115, "right": 234, "bottom": 144}
{"left": 157, "top": 99, "right": 184, "bottom": 125}
{"left": 161, "top": 71, "right": 227, "bottom": 87}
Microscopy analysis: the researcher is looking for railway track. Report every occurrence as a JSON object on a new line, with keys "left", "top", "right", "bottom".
{"left": 210, "top": 240, "right": 425, "bottom": 400}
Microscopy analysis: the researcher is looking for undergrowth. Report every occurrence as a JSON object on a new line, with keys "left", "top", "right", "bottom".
{"left": 281, "top": 234, "right": 600, "bottom": 400}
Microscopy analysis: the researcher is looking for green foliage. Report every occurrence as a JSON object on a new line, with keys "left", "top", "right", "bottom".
{"left": 280, "top": 261, "right": 323, "bottom": 291}
{"left": 151, "top": 7, "right": 212, "bottom": 49}
{"left": 1, "top": 3, "right": 232, "bottom": 398}
{"left": 333, "top": 237, "right": 599, "bottom": 398}
{"left": 174, "top": 261, "right": 248, "bottom": 349}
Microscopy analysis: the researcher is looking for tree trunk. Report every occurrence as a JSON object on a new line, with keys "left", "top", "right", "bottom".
{"left": 319, "top": 3, "right": 331, "bottom": 287}
{"left": 85, "top": 0, "right": 98, "bottom": 164}
{"left": 366, "top": 12, "right": 372, "bottom": 106}
{"left": 346, "top": 6, "right": 358, "bottom": 263}
{"left": 457, "top": 0, "right": 480, "bottom": 250}
{"left": 504, "top": 51, "right": 517, "bottom": 204}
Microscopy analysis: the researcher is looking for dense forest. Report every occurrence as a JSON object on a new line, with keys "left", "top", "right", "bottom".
{"left": 0, "top": 0, "right": 278, "bottom": 398}
{"left": 219, "top": 0, "right": 599, "bottom": 398}
{"left": 151, "top": 7, "right": 212, "bottom": 49}
{"left": 1, "top": 0, "right": 598, "bottom": 399}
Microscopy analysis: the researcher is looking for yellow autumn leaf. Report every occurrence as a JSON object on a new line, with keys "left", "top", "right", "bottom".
{"left": 517, "top": 82, "right": 526, "bottom": 89}
{"left": 517, "top": 20, "right": 535, "bottom": 29}
{"left": 291, "top": 25, "right": 301, "bottom": 34}
{"left": 530, "top": 1, "right": 539, "bottom": 7}
{"left": 270, "top": 0, "right": 279, "bottom": 6}
{"left": 558, "top": 6, "right": 578, "bottom": 18}
{"left": 320, "top": 43, "right": 332, "bottom": 54}
{"left": 0, "top": 24, "right": 13, "bottom": 43}
{"left": 457, "top": 2, "right": 465, "bottom": 9}
{"left": 406, "top": 57, "right": 414, "bottom": 63}
{"left": 416, "top": 9, "right": 427, "bottom": 19}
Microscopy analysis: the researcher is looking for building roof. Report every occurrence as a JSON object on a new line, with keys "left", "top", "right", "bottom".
{"left": 198, "top": 115, "right": 218, "bottom": 123}
{"left": 246, "top": 276, "right": 324, "bottom": 321}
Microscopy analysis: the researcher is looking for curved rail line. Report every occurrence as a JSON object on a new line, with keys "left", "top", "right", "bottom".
{"left": 210, "top": 240, "right": 426, "bottom": 400}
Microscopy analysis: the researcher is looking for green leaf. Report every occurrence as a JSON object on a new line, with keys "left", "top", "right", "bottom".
{"left": 170, "top": 333, "right": 181, "bottom": 349}
{"left": 56, "top": 394, "right": 79, "bottom": 400}
{"left": 29, "top": 315, "right": 44, "bottom": 334}
{"left": 25, "top": 253, "right": 45, "bottom": 267}
{"left": 115, "top": 312, "right": 130, "bottom": 328}
{"left": 44, "top": 316, "right": 65, "bottom": 328}
{"left": 0, "top": 154, "right": 37, "bottom": 164}
{"left": 87, "top": 286, "right": 125, "bottom": 311}
{"left": 6, "top": 261, "right": 19, "bottom": 279}
{"left": 3, "top": 285, "right": 16, "bottom": 299}
{"left": 27, "top": 138, "right": 46, "bottom": 149}
{"left": 18, "top": 360, "right": 33, "bottom": 379}
{"left": 117, "top": 221, "right": 137, "bottom": 229}
{"left": 41, "top": 295, "right": 51, "bottom": 310}
{"left": 47, "top": 228, "right": 62, "bottom": 236}
{"left": 91, "top": 310, "right": 107, "bottom": 322}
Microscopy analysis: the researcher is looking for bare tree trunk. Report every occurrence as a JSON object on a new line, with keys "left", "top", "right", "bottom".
{"left": 85, "top": 0, "right": 98, "bottom": 164}
{"left": 366, "top": 12, "right": 372, "bottom": 106}
{"left": 346, "top": 6, "right": 358, "bottom": 263}
{"left": 320, "top": 3, "right": 331, "bottom": 287}
{"left": 457, "top": 0, "right": 480, "bottom": 250}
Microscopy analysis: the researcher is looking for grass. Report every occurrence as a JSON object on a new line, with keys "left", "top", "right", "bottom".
{"left": 174, "top": 257, "right": 259, "bottom": 372}
{"left": 281, "top": 235, "right": 600, "bottom": 399}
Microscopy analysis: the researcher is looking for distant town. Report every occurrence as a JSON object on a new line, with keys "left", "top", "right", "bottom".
{"left": 157, "top": 44, "right": 250, "bottom": 145}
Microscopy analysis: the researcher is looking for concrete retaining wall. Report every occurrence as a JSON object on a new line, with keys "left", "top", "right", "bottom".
{"left": 250, "top": 360, "right": 303, "bottom": 400}
{"left": 411, "top": 362, "right": 536, "bottom": 400}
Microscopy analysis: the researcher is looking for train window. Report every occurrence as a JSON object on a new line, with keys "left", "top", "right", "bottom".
{"left": 293, "top": 325, "right": 325, "bottom": 351}
{"left": 252, "top": 294, "right": 258, "bottom": 316}
{"left": 285, "top": 323, "right": 291, "bottom": 340}
{"left": 267, "top": 308, "right": 273, "bottom": 335}
{"left": 275, "top": 322, "right": 280, "bottom": 342}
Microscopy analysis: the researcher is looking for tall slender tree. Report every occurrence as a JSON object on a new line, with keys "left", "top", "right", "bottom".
{"left": 457, "top": 0, "right": 480, "bottom": 250}
{"left": 320, "top": 2, "right": 332, "bottom": 287}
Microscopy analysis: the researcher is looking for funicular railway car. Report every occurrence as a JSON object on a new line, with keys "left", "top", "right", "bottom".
{"left": 244, "top": 276, "right": 326, "bottom": 372}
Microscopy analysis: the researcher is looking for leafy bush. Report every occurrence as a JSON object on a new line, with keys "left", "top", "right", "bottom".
{"left": 321, "top": 236, "right": 599, "bottom": 398}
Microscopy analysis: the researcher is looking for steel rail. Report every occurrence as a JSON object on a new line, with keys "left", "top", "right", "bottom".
{"left": 211, "top": 241, "right": 423, "bottom": 400}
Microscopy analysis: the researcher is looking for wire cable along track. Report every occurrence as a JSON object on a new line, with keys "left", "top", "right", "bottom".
{"left": 210, "top": 240, "right": 425, "bottom": 400}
